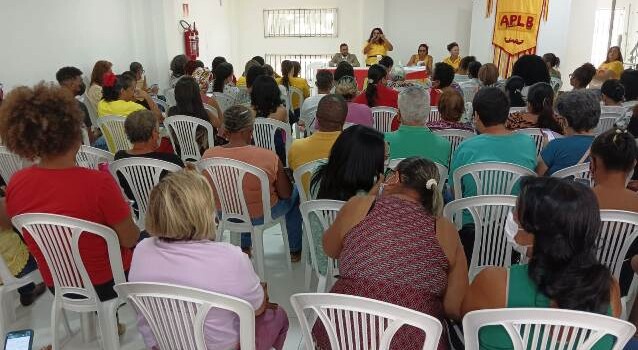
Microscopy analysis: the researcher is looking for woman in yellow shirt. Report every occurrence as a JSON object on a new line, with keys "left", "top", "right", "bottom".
{"left": 407, "top": 43, "right": 433, "bottom": 74}
{"left": 442, "top": 42, "right": 462, "bottom": 72}
{"left": 276, "top": 60, "right": 310, "bottom": 122}
{"left": 597, "top": 46, "right": 624, "bottom": 80}
{"left": 363, "top": 28, "right": 394, "bottom": 66}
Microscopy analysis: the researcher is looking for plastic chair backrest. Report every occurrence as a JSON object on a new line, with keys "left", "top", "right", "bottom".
{"left": 75, "top": 145, "right": 114, "bottom": 170}
{"left": 109, "top": 158, "right": 182, "bottom": 230}
{"left": 443, "top": 195, "right": 517, "bottom": 280}
{"left": 428, "top": 107, "right": 442, "bottom": 123}
{"left": 11, "top": 213, "right": 126, "bottom": 302}
{"left": 293, "top": 159, "right": 327, "bottom": 203}
{"left": 371, "top": 107, "right": 398, "bottom": 133}
{"left": 598, "top": 210, "right": 638, "bottom": 278}
{"left": 252, "top": 118, "right": 292, "bottom": 163}
{"left": 212, "top": 92, "right": 235, "bottom": 113}
{"left": 289, "top": 86, "right": 305, "bottom": 112}
{"left": 463, "top": 308, "right": 635, "bottom": 350}
{"left": 197, "top": 157, "right": 273, "bottom": 226}
{"left": 300, "top": 201, "right": 344, "bottom": 281}
{"left": 552, "top": 163, "right": 592, "bottom": 187}
{"left": 0, "top": 146, "right": 30, "bottom": 184}
{"left": 509, "top": 107, "right": 527, "bottom": 116}
{"left": 291, "top": 293, "right": 443, "bottom": 350}
{"left": 512, "top": 128, "right": 544, "bottom": 157}
{"left": 114, "top": 282, "right": 256, "bottom": 350}
{"left": 595, "top": 116, "right": 619, "bottom": 135}
{"left": 432, "top": 129, "right": 475, "bottom": 156}
{"left": 164, "top": 88, "right": 176, "bottom": 106}
{"left": 82, "top": 94, "right": 100, "bottom": 129}
{"left": 461, "top": 84, "right": 478, "bottom": 103}
{"left": 454, "top": 74, "right": 470, "bottom": 83}
{"left": 97, "top": 115, "right": 132, "bottom": 153}
{"left": 452, "top": 162, "right": 535, "bottom": 200}
{"left": 164, "top": 115, "right": 215, "bottom": 161}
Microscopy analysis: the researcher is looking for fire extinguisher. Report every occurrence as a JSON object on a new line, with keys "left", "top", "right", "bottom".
{"left": 180, "top": 20, "right": 199, "bottom": 60}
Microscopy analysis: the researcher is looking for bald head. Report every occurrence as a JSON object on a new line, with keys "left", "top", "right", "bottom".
{"left": 316, "top": 94, "right": 347, "bottom": 132}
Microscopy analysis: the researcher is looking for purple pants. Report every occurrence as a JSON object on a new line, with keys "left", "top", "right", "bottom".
{"left": 255, "top": 307, "right": 289, "bottom": 350}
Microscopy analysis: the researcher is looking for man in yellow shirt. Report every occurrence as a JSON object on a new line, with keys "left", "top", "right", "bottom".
{"left": 363, "top": 28, "right": 394, "bottom": 66}
{"left": 288, "top": 94, "right": 347, "bottom": 194}
{"left": 443, "top": 42, "right": 462, "bottom": 72}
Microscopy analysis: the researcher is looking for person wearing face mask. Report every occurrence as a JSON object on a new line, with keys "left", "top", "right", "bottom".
{"left": 462, "top": 177, "right": 621, "bottom": 350}
{"left": 315, "top": 157, "right": 468, "bottom": 350}
{"left": 56, "top": 66, "right": 89, "bottom": 128}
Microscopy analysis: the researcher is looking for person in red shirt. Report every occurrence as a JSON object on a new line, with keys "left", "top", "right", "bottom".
{"left": 353, "top": 64, "right": 400, "bottom": 130}
{"left": 0, "top": 83, "right": 140, "bottom": 302}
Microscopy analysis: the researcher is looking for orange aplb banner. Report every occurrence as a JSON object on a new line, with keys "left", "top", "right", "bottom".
{"left": 487, "top": 0, "right": 550, "bottom": 78}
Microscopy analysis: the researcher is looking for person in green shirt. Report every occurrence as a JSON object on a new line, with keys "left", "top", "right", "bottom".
{"left": 384, "top": 86, "right": 451, "bottom": 167}
{"left": 462, "top": 177, "right": 621, "bottom": 350}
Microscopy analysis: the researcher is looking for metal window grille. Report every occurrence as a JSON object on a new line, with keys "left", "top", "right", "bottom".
{"left": 264, "top": 9, "right": 338, "bottom": 38}
{"left": 265, "top": 54, "right": 331, "bottom": 81}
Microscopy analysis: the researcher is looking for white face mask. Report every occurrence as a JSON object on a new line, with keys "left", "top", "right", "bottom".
{"left": 505, "top": 211, "right": 529, "bottom": 256}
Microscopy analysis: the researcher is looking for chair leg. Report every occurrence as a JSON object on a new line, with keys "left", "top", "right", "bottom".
{"left": 279, "top": 220, "right": 292, "bottom": 270}
{"left": 81, "top": 312, "right": 97, "bottom": 343}
{"left": 316, "top": 275, "right": 327, "bottom": 293}
{"left": 216, "top": 222, "right": 225, "bottom": 242}
{"left": 51, "top": 300, "right": 62, "bottom": 350}
{"left": 252, "top": 228, "right": 265, "bottom": 281}
{"left": 0, "top": 289, "right": 7, "bottom": 350}
{"left": 96, "top": 302, "right": 120, "bottom": 350}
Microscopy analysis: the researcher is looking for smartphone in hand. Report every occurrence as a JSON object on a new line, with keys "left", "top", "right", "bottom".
{"left": 4, "top": 330, "right": 33, "bottom": 350}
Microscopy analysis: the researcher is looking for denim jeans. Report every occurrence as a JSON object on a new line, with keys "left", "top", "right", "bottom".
{"left": 16, "top": 254, "right": 38, "bottom": 296}
{"left": 241, "top": 189, "right": 303, "bottom": 253}
{"left": 93, "top": 135, "right": 108, "bottom": 151}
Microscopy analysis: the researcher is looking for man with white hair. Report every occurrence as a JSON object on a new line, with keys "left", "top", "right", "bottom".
{"left": 384, "top": 86, "right": 451, "bottom": 167}
{"left": 387, "top": 66, "right": 417, "bottom": 92}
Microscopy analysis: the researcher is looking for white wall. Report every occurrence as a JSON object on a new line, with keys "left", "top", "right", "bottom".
{"left": 384, "top": 0, "right": 473, "bottom": 65}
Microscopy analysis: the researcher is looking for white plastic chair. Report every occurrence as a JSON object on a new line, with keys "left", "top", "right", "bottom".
{"left": 454, "top": 74, "right": 470, "bottom": 84}
{"left": 109, "top": 158, "right": 182, "bottom": 230}
{"left": 114, "top": 282, "right": 256, "bottom": 350}
{"left": 513, "top": 128, "right": 545, "bottom": 157}
{"left": 452, "top": 162, "right": 535, "bottom": 200}
{"left": 164, "top": 115, "right": 215, "bottom": 161}
{"left": 460, "top": 84, "right": 479, "bottom": 104}
{"left": 552, "top": 163, "right": 592, "bottom": 187}
{"left": 509, "top": 107, "right": 527, "bottom": 116}
{"left": 12, "top": 213, "right": 126, "bottom": 350}
{"left": 164, "top": 88, "right": 176, "bottom": 107}
{"left": 212, "top": 92, "right": 236, "bottom": 113}
{"left": 444, "top": 195, "right": 517, "bottom": 281}
{"left": 291, "top": 293, "right": 443, "bottom": 350}
{"left": 598, "top": 210, "right": 638, "bottom": 320}
{"left": 293, "top": 159, "right": 326, "bottom": 203}
{"left": 203, "top": 103, "right": 219, "bottom": 119}
{"left": 300, "top": 201, "right": 344, "bottom": 293}
{"left": 75, "top": 145, "right": 114, "bottom": 170}
{"left": 427, "top": 107, "right": 442, "bottom": 123}
{"left": 82, "top": 94, "right": 100, "bottom": 131}
{"left": 0, "top": 245, "right": 42, "bottom": 349}
{"left": 0, "top": 146, "right": 30, "bottom": 184}
{"left": 152, "top": 97, "right": 169, "bottom": 118}
{"left": 252, "top": 118, "right": 293, "bottom": 166}
{"left": 432, "top": 129, "right": 475, "bottom": 157}
{"left": 97, "top": 116, "right": 132, "bottom": 154}
{"left": 371, "top": 107, "right": 398, "bottom": 133}
{"left": 197, "top": 157, "right": 292, "bottom": 280}
{"left": 463, "top": 308, "right": 635, "bottom": 350}
{"left": 388, "top": 158, "right": 448, "bottom": 194}
{"left": 288, "top": 86, "right": 305, "bottom": 114}
{"left": 595, "top": 117, "right": 618, "bottom": 135}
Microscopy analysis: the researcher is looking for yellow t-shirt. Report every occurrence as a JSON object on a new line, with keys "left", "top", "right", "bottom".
{"left": 97, "top": 99, "right": 146, "bottom": 117}
{"left": 288, "top": 131, "right": 341, "bottom": 194}
{"left": 0, "top": 229, "right": 29, "bottom": 279}
{"left": 443, "top": 56, "right": 462, "bottom": 71}
{"left": 276, "top": 77, "right": 311, "bottom": 110}
{"left": 364, "top": 42, "right": 389, "bottom": 66}
{"left": 236, "top": 76, "right": 247, "bottom": 88}
{"left": 599, "top": 61, "right": 624, "bottom": 79}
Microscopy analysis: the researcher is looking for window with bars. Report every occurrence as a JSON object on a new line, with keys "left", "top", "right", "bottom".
{"left": 263, "top": 8, "right": 338, "bottom": 38}
{"left": 265, "top": 54, "right": 332, "bottom": 81}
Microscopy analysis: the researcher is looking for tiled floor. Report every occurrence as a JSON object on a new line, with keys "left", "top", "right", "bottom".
{"left": 5, "top": 225, "right": 309, "bottom": 349}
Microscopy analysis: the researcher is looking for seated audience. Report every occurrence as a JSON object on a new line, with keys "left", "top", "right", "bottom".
{"left": 511, "top": 54, "right": 551, "bottom": 86}
{"left": 378, "top": 55, "right": 394, "bottom": 71}
{"left": 601, "top": 79, "right": 625, "bottom": 106}
{"left": 459, "top": 61, "right": 482, "bottom": 93}
{"left": 191, "top": 68, "right": 223, "bottom": 123}
{"left": 570, "top": 63, "right": 597, "bottom": 90}
{"left": 56, "top": 66, "right": 91, "bottom": 130}
{"left": 211, "top": 56, "right": 227, "bottom": 79}
{"left": 289, "top": 94, "right": 346, "bottom": 192}
{"left": 462, "top": 176, "right": 621, "bottom": 350}
{"left": 129, "top": 170, "right": 288, "bottom": 350}
{"left": 443, "top": 42, "right": 462, "bottom": 71}
{"left": 334, "top": 77, "right": 373, "bottom": 128}
{"left": 87, "top": 60, "right": 112, "bottom": 108}
{"left": 169, "top": 54, "right": 188, "bottom": 88}
{"left": 543, "top": 53, "right": 562, "bottom": 80}
{"left": 407, "top": 43, "right": 433, "bottom": 73}
{"left": 0, "top": 83, "right": 139, "bottom": 303}
{"left": 430, "top": 62, "right": 458, "bottom": 106}
{"left": 329, "top": 43, "right": 361, "bottom": 67}
{"left": 202, "top": 106, "right": 302, "bottom": 261}
{"left": 184, "top": 60, "right": 205, "bottom": 76}
{"left": 251, "top": 55, "right": 266, "bottom": 66}
{"left": 621, "top": 69, "right": 638, "bottom": 108}
{"left": 456, "top": 56, "right": 476, "bottom": 76}
{"left": 315, "top": 157, "right": 468, "bottom": 349}
{"left": 478, "top": 63, "right": 499, "bottom": 87}
{"left": 97, "top": 72, "right": 161, "bottom": 120}
{"left": 505, "top": 75, "right": 526, "bottom": 107}
{"left": 506, "top": 82, "right": 566, "bottom": 134}
{"left": 427, "top": 89, "right": 473, "bottom": 132}
{"left": 251, "top": 76, "right": 288, "bottom": 123}
{"left": 353, "top": 64, "right": 398, "bottom": 108}
{"left": 213, "top": 62, "right": 240, "bottom": 102}
{"left": 385, "top": 86, "right": 451, "bottom": 167}
{"left": 598, "top": 46, "right": 625, "bottom": 80}
{"left": 277, "top": 60, "right": 310, "bottom": 122}
{"left": 130, "top": 62, "right": 158, "bottom": 95}
{"left": 537, "top": 90, "right": 599, "bottom": 175}
{"left": 387, "top": 66, "right": 416, "bottom": 92}
{"left": 333, "top": 61, "right": 355, "bottom": 82}
{"left": 299, "top": 70, "right": 334, "bottom": 132}
{"left": 237, "top": 59, "right": 261, "bottom": 88}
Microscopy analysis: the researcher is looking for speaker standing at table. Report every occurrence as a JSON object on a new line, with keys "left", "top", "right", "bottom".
{"left": 363, "top": 27, "right": 393, "bottom": 67}
{"left": 329, "top": 43, "right": 361, "bottom": 67}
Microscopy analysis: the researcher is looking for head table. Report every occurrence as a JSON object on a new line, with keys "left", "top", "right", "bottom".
{"left": 319, "top": 66, "right": 428, "bottom": 90}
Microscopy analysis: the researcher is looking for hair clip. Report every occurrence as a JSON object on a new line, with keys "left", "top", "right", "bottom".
{"left": 102, "top": 72, "right": 116, "bottom": 88}
{"left": 368, "top": 78, "right": 374, "bottom": 84}
{"left": 426, "top": 179, "right": 437, "bottom": 190}
{"left": 615, "top": 128, "right": 628, "bottom": 134}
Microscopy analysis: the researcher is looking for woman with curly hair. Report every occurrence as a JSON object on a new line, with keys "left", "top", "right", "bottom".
{"left": 0, "top": 83, "right": 140, "bottom": 303}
